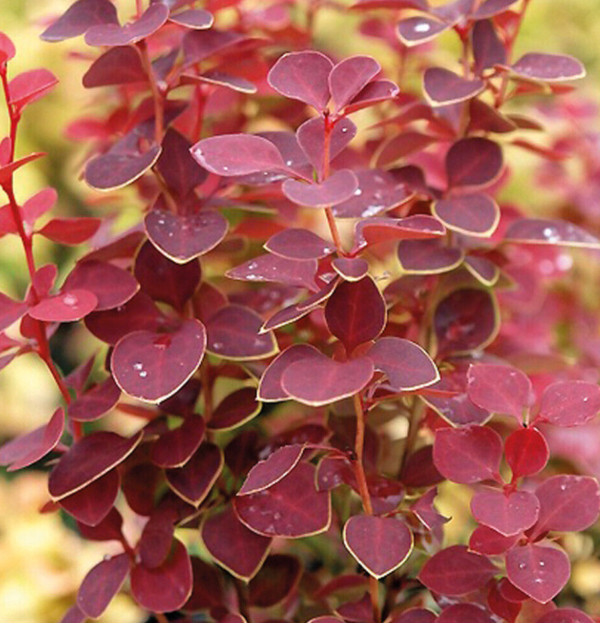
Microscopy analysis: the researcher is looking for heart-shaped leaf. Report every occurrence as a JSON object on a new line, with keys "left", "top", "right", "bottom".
{"left": 367, "top": 337, "right": 439, "bottom": 391}
{"left": 511, "top": 53, "right": 585, "bottom": 82}
{"left": 268, "top": 51, "right": 333, "bottom": 111}
{"left": 202, "top": 505, "right": 271, "bottom": 580}
{"left": 209, "top": 387, "right": 262, "bottom": 431}
{"left": 282, "top": 169, "right": 359, "bottom": 208}
{"left": 424, "top": 68, "right": 484, "bottom": 106}
{"left": 150, "top": 414, "right": 206, "bottom": 468}
{"left": 59, "top": 469, "right": 120, "bottom": 526}
{"left": 332, "top": 257, "right": 369, "bottom": 281}
{"left": 504, "top": 427, "right": 549, "bottom": 477}
{"left": 329, "top": 55, "right": 380, "bottom": 113}
{"left": 536, "top": 381, "right": 600, "bottom": 427}
{"left": 83, "top": 46, "right": 147, "bottom": 88}
{"left": 471, "top": 488, "right": 540, "bottom": 536}
{"left": 235, "top": 462, "right": 331, "bottom": 538}
{"left": 77, "top": 553, "right": 130, "bottom": 619}
{"left": 281, "top": 353, "right": 374, "bottom": 406}
{"left": 433, "top": 425, "right": 503, "bottom": 484}
{"left": 343, "top": 515, "right": 413, "bottom": 578}
{"left": 112, "top": 319, "right": 206, "bottom": 403}
{"left": 446, "top": 138, "right": 503, "bottom": 189}
{"left": 433, "top": 194, "right": 500, "bottom": 237}
{"left": 506, "top": 543, "right": 570, "bottom": 603}
{"left": 504, "top": 218, "right": 600, "bottom": 248}
{"left": 239, "top": 444, "right": 305, "bottom": 496}
{"left": 265, "top": 228, "right": 335, "bottom": 260}
{"left": 41, "top": 0, "right": 119, "bottom": 42}
{"left": 29, "top": 290, "right": 98, "bottom": 322}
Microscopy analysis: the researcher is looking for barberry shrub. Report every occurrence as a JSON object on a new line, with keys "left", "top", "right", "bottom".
{"left": 0, "top": 1, "right": 599, "bottom": 622}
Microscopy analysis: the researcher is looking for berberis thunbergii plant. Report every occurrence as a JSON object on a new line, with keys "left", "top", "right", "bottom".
{"left": 0, "top": 0, "right": 599, "bottom": 622}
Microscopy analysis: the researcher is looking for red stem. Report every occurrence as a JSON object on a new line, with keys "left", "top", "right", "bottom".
{"left": 322, "top": 115, "right": 345, "bottom": 254}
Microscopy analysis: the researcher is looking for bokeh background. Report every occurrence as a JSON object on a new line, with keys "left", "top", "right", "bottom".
{"left": 1, "top": 1, "right": 599, "bottom": 621}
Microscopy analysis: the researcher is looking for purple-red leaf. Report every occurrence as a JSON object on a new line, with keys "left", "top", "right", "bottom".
{"left": 355, "top": 215, "right": 444, "bottom": 250}
{"left": 208, "top": 387, "right": 262, "bottom": 431}
{"left": 268, "top": 51, "right": 333, "bottom": 111}
{"left": 433, "top": 194, "right": 500, "bottom": 237}
{"left": 433, "top": 425, "right": 503, "bottom": 484}
{"left": 227, "top": 254, "right": 317, "bottom": 291}
{"left": 471, "top": 488, "right": 540, "bottom": 536}
{"left": 504, "top": 427, "right": 549, "bottom": 477}
{"left": 239, "top": 444, "right": 305, "bottom": 496}
{"left": 537, "top": 381, "right": 600, "bottom": 427}
{"left": 77, "top": 553, "right": 130, "bottom": 619}
{"left": 511, "top": 53, "right": 585, "bottom": 82}
{"left": 235, "top": 462, "right": 331, "bottom": 538}
{"left": 112, "top": 319, "right": 206, "bottom": 403}
{"left": 506, "top": 543, "right": 570, "bottom": 603}
{"left": 536, "top": 610, "right": 595, "bottom": 623}
{"left": 248, "top": 554, "right": 302, "bottom": 608}
{"left": 424, "top": 68, "right": 484, "bottom": 106}
{"left": 68, "top": 376, "right": 121, "bottom": 422}
{"left": 0, "top": 291, "right": 27, "bottom": 332}
{"left": 332, "top": 257, "right": 369, "bottom": 281}
{"left": 397, "top": 239, "right": 464, "bottom": 274}
{"left": 41, "top": 0, "right": 119, "bottom": 42}
{"left": 38, "top": 217, "right": 101, "bottom": 245}
{"left": 397, "top": 17, "right": 449, "bottom": 46}
{"left": 9, "top": 68, "right": 58, "bottom": 112}
{"left": 446, "top": 138, "right": 503, "bottom": 189}
{"left": 504, "top": 218, "right": 600, "bottom": 248}
{"left": 282, "top": 170, "right": 359, "bottom": 208}
{"left": 344, "top": 80, "right": 399, "bottom": 114}
{"left": 170, "top": 9, "right": 214, "bottom": 29}
{"left": 437, "top": 604, "right": 494, "bottom": 623}
{"left": 343, "top": 515, "right": 413, "bottom": 578}
{"left": 29, "top": 290, "right": 98, "bottom": 322}
{"left": 83, "top": 46, "right": 147, "bottom": 88}
{"left": 469, "top": 525, "right": 519, "bottom": 556}
{"left": 265, "top": 228, "right": 335, "bottom": 260}
{"left": 329, "top": 55, "right": 380, "bottom": 113}
{"left": 59, "top": 469, "right": 120, "bottom": 526}
{"left": 150, "top": 414, "right": 205, "bottom": 468}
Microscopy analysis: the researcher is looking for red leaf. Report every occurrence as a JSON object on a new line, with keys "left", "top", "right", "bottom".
{"left": 325, "top": 276, "right": 386, "bottom": 354}
{"left": 239, "top": 444, "right": 305, "bottom": 496}
{"left": 469, "top": 525, "right": 519, "bottom": 556}
{"left": 170, "top": 8, "right": 214, "bottom": 29}
{"left": 464, "top": 256, "right": 500, "bottom": 287}
{"left": 511, "top": 53, "right": 585, "bottom": 82}
{"left": 59, "top": 469, "right": 120, "bottom": 526}
{"left": 209, "top": 387, "right": 262, "bottom": 431}
{"left": 29, "top": 290, "right": 98, "bottom": 322}
{"left": 62, "top": 260, "right": 139, "bottom": 311}
{"left": 0, "top": 32, "right": 15, "bottom": 63}
{"left": 0, "top": 152, "right": 46, "bottom": 187}
{"left": 433, "top": 194, "right": 500, "bottom": 237}
{"left": 191, "top": 133, "right": 289, "bottom": 176}
{"left": 418, "top": 545, "right": 497, "bottom": 596}
{"left": 60, "top": 605, "right": 87, "bottom": 623}
{"left": 472, "top": 20, "right": 507, "bottom": 74}
{"left": 467, "top": 363, "right": 532, "bottom": 419}
{"left": 166, "top": 442, "right": 223, "bottom": 506}
{"left": 38, "top": 216, "right": 101, "bottom": 245}
{"left": 376, "top": 131, "right": 437, "bottom": 168}
{"left": 265, "top": 228, "right": 335, "bottom": 260}
{"left": 534, "top": 475, "right": 600, "bottom": 534}
{"left": 77, "top": 553, "right": 130, "bottom": 619}
{"left": 77, "top": 508, "right": 124, "bottom": 543}
{"left": 202, "top": 505, "right": 271, "bottom": 580}
{"left": 227, "top": 254, "right": 318, "bottom": 290}
{"left": 433, "top": 425, "right": 503, "bottom": 484}
{"left": 139, "top": 508, "right": 177, "bottom": 569}
{"left": 281, "top": 353, "right": 374, "bottom": 407}
{"left": 85, "top": 3, "right": 169, "bottom": 46}
{"left": 355, "top": 215, "right": 445, "bottom": 250}
{"left": 446, "top": 138, "right": 503, "bottom": 189}
{"left": 536, "top": 381, "right": 600, "bottom": 427}
{"left": 506, "top": 543, "right": 570, "bottom": 603}
{"left": 49, "top": 431, "right": 142, "bottom": 499}
{"left": 150, "top": 414, "right": 206, "bottom": 468}
{"left": 424, "top": 68, "right": 484, "bottom": 106}
{"left": 145, "top": 209, "right": 228, "bottom": 263}
{"left": 0, "top": 291, "right": 27, "bottom": 332}
{"left": 391, "top": 609, "right": 437, "bottom": 623}
{"left": 367, "top": 337, "right": 439, "bottom": 391}
{"left": 397, "top": 17, "right": 449, "bottom": 46}
{"left": 83, "top": 46, "right": 146, "bottom": 88}
{"left": 282, "top": 170, "right": 359, "bottom": 208}
{"left": 504, "top": 427, "right": 549, "bottom": 477}
{"left": 332, "top": 257, "right": 369, "bottom": 281}
{"left": 536, "top": 609, "right": 595, "bottom": 623}
{"left": 397, "top": 239, "right": 464, "bottom": 274}
{"left": 471, "top": 488, "right": 539, "bottom": 536}
{"left": 85, "top": 145, "right": 161, "bottom": 191}
{"left": 473, "top": 0, "right": 519, "bottom": 18}
{"left": 344, "top": 515, "right": 413, "bottom": 578}
{"left": 248, "top": 554, "right": 302, "bottom": 608}
{"left": 40, "top": 0, "right": 119, "bottom": 42}
{"left": 438, "top": 604, "right": 494, "bottom": 623}
{"left": 206, "top": 304, "right": 278, "bottom": 360}
{"left": 235, "top": 462, "right": 332, "bottom": 538}
{"left": 112, "top": 319, "right": 206, "bottom": 403}
{"left": 9, "top": 68, "right": 58, "bottom": 112}
{"left": 268, "top": 51, "right": 333, "bottom": 111}
{"left": 330, "top": 55, "right": 380, "bottom": 113}
{"left": 0, "top": 407, "right": 64, "bottom": 471}
{"left": 504, "top": 218, "right": 600, "bottom": 249}
{"left": 130, "top": 539, "right": 193, "bottom": 613}
{"left": 184, "top": 556, "right": 224, "bottom": 610}
{"left": 343, "top": 79, "right": 399, "bottom": 114}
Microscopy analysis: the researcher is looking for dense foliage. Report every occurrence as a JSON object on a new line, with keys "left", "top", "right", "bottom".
{"left": 0, "top": 0, "right": 599, "bottom": 622}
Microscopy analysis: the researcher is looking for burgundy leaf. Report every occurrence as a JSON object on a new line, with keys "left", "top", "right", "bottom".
{"left": 76, "top": 508, "right": 123, "bottom": 543}
{"left": 506, "top": 543, "right": 570, "bottom": 603}
{"left": 85, "top": 145, "right": 161, "bottom": 191}
{"left": 202, "top": 505, "right": 271, "bottom": 580}
{"left": 424, "top": 68, "right": 484, "bottom": 106}
{"left": 166, "top": 442, "right": 223, "bottom": 506}
{"left": 534, "top": 475, "right": 600, "bottom": 534}
{"left": 355, "top": 215, "right": 445, "bottom": 250}
{"left": 471, "top": 488, "right": 540, "bottom": 536}
{"left": 248, "top": 554, "right": 302, "bottom": 608}
{"left": 504, "top": 427, "right": 548, "bottom": 478}
{"left": 367, "top": 337, "right": 439, "bottom": 391}
{"left": 397, "top": 239, "right": 464, "bottom": 274}
{"left": 182, "top": 28, "right": 250, "bottom": 65}
{"left": 235, "top": 462, "right": 331, "bottom": 538}
{"left": 0, "top": 291, "right": 27, "bottom": 332}
{"left": 184, "top": 556, "right": 224, "bottom": 610}
{"left": 344, "top": 515, "right": 413, "bottom": 578}
{"left": 169, "top": 9, "right": 214, "bottom": 29}
{"left": 332, "top": 257, "right": 369, "bottom": 281}
{"left": 344, "top": 80, "right": 399, "bottom": 114}
{"left": 325, "top": 276, "right": 386, "bottom": 353}
{"left": 469, "top": 525, "right": 519, "bottom": 556}
{"left": 268, "top": 51, "right": 333, "bottom": 111}
{"left": 130, "top": 539, "right": 193, "bottom": 612}
{"left": 433, "top": 194, "right": 500, "bottom": 237}
{"left": 59, "top": 469, "right": 120, "bottom": 526}
{"left": 150, "top": 414, "right": 206, "bottom": 468}
{"left": 69, "top": 376, "right": 121, "bottom": 422}
{"left": 511, "top": 53, "right": 585, "bottom": 82}
{"left": 38, "top": 217, "right": 101, "bottom": 245}
{"left": 433, "top": 425, "right": 503, "bottom": 484}
{"left": 537, "top": 381, "right": 600, "bottom": 427}
{"left": 397, "top": 17, "right": 450, "bottom": 46}
{"left": 0, "top": 407, "right": 64, "bottom": 471}
{"left": 375, "top": 131, "right": 437, "bottom": 168}
{"left": 466, "top": 363, "right": 531, "bottom": 419}
{"left": 239, "top": 444, "right": 305, "bottom": 496}
{"left": 282, "top": 169, "right": 359, "bottom": 208}
{"left": 265, "top": 228, "right": 335, "bottom": 260}
{"left": 77, "top": 553, "right": 130, "bottom": 619}
{"left": 191, "top": 133, "right": 289, "bottom": 176}
{"left": 437, "top": 604, "right": 493, "bottom": 623}
{"left": 418, "top": 545, "right": 497, "bottom": 596}
{"left": 206, "top": 304, "right": 278, "bottom": 360}
{"left": 282, "top": 352, "right": 374, "bottom": 406}
{"left": 472, "top": 20, "right": 507, "bottom": 74}
{"left": 227, "top": 254, "right": 318, "bottom": 291}
{"left": 464, "top": 256, "right": 499, "bottom": 286}
{"left": 329, "top": 55, "right": 380, "bottom": 113}
{"left": 85, "top": 3, "right": 169, "bottom": 47}
{"left": 504, "top": 218, "right": 600, "bottom": 248}
{"left": 138, "top": 508, "right": 176, "bottom": 570}
{"left": 112, "top": 319, "right": 206, "bottom": 403}
{"left": 446, "top": 138, "right": 503, "bottom": 189}
{"left": 9, "top": 68, "right": 58, "bottom": 112}
{"left": 83, "top": 46, "right": 147, "bottom": 88}
{"left": 473, "top": 0, "right": 519, "bottom": 18}
{"left": 536, "top": 610, "right": 595, "bottom": 623}
{"left": 145, "top": 209, "right": 227, "bottom": 263}
{"left": 62, "top": 260, "right": 139, "bottom": 311}
{"left": 157, "top": 129, "right": 208, "bottom": 198}
{"left": 49, "top": 431, "right": 142, "bottom": 499}
{"left": 41, "top": 0, "right": 119, "bottom": 42}
{"left": 29, "top": 290, "right": 98, "bottom": 322}
{"left": 209, "top": 387, "right": 262, "bottom": 431}
{"left": 258, "top": 344, "right": 323, "bottom": 402}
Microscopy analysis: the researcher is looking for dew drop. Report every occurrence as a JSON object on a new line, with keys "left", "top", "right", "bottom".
{"left": 286, "top": 160, "right": 293, "bottom": 166}
{"left": 63, "top": 293, "right": 78, "bottom": 306}
{"left": 273, "top": 511, "right": 282, "bottom": 520}
{"left": 539, "top": 561, "right": 545, "bottom": 567}
{"left": 139, "top": 370, "right": 148, "bottom": 378}
{"left": 248, "top": 262, "right": 258, "bottom": 270}
{"left": 560, "top": 484, "right": 567, "bottom": 491}
{"left": 341, "top": 127, "right": 348, "bottom": 133}
{"left": 583, "top": 396, "right": 589, "bottom": 402}
{"left": 212, "top": 342, "right": 223, "bottom": 351}
{"left": 222, "top": 165, "right": 229, "bottom": 171}
{"left": 534, "top": 578, "right": 542, "bottom": 584}
{"left": 414, "top": 21, "right": 431, "bottom": 33}
{"left": 518, "top": 562, "right": 527, "bottom": 570}
{"left": 354, "top": 188, "right": 363, "bottom": 196}
{"left": 133, "top": 362, "right": 143, "bottom": 371}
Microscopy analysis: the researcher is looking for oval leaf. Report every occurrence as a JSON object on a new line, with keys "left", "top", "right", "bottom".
{"left": 446, "top": 138, "right": 503, "bottom": 189}
{"left": 282, "top": 169, "right": 359, "bottom": 208}
{"left": 470, "top": 488, "right": 540, "bottom": 536}
{"left": 537, "top": 381, "right": 600, "bottom": 427}
{"left": 239, "top": 444, "right": 305, "bottom": 496}
{"left": 504, "top": 427, "right": 549, "bottom": 477}
{"left": 424, "top": 68, "right": 484, "bottom": 106}
{"left": 77, "top": 553, "right": 130, "bottom": 619}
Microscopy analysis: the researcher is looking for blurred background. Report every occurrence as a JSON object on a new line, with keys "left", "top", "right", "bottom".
{"left": 0, "top": 1, "right": 599, "bottom": 621}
